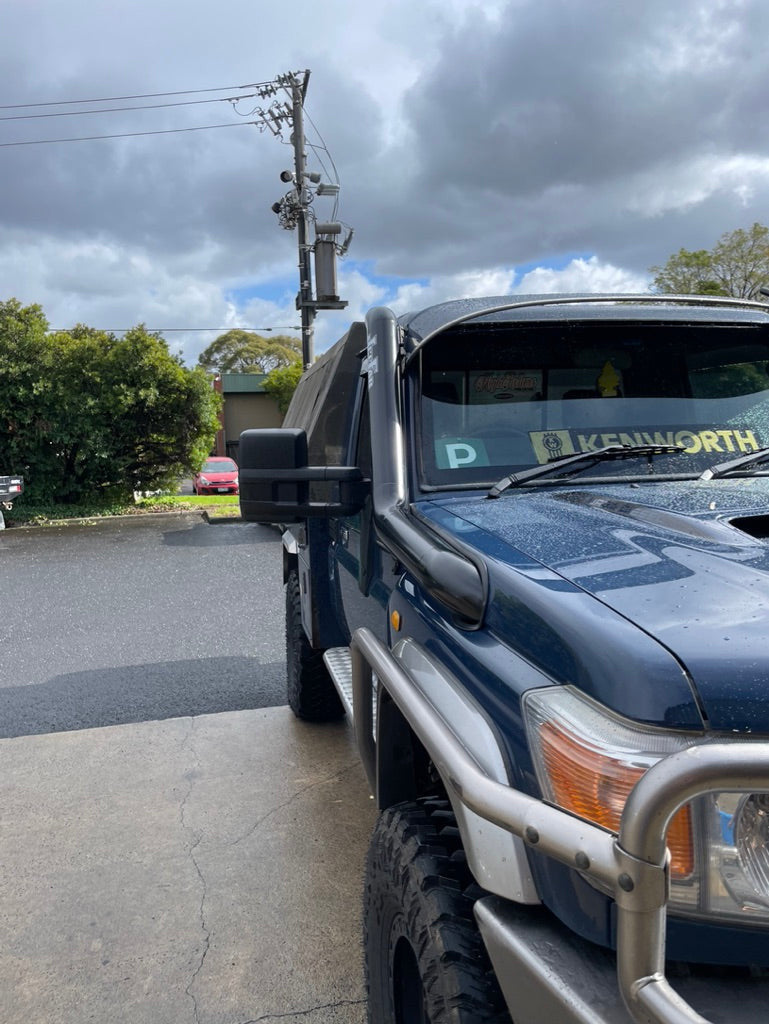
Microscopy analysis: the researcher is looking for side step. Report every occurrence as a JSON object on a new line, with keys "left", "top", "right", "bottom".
{"left": 323, "top": 646, "right": 377, "bottom": 732}
{"left": 323, "top": 647, "right": 354, "bottom": 716}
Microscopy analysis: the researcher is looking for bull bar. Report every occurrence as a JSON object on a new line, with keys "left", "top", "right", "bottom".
{"left": 351, "top": 627, "right": 769, "bottom": 1024}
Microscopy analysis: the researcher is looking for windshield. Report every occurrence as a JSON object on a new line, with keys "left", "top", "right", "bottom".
{"left": 202, "top": 458, "right": 237, "bottom": 473}
{"left": 418, "top": 321, "right": 769, "bottom": 488}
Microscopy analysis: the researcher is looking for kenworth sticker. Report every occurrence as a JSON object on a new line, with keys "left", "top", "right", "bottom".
{"left": 530, "top": 427, "right": 762, "bottom": 464}
{"left": 435, "top": 427, "right": 763, "bottom": 470}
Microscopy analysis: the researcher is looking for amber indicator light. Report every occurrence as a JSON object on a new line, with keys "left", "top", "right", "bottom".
{"left": 540, "top": 720, "right": 694, "bottom": 879}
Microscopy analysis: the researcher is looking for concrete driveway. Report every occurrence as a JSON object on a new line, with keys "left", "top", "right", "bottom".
{"left": 0, "top": 706, "right": 376, "bottom": 1024}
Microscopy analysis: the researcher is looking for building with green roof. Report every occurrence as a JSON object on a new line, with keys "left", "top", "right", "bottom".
{"left": 214, "top": 373, "right": 283, "bottom": 461}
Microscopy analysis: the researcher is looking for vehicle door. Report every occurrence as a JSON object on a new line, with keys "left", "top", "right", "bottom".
{"left": 334, "top": 384, "right": 398, "bottom": 643}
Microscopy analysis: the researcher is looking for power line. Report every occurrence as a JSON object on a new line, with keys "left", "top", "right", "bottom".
{"left": 49, "top": 327, "right": 302, "bottom": 333}
{"left": 0, "top": 93, "right": 261, "bottom": 122}
{"left": 0, "top": 80, "right": 279, "bottom": 111}
{"left": 0, "top": 73, "right": 299, "bottom": 147}
{"left": 0, "top": 121, "right": 258, "bottom": 148}
{"left": 304, "top": 111, "right": 340, "bottom": 185}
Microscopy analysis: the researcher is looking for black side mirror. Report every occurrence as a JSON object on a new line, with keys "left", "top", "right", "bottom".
{"left": 239, "top": 428, "right": 367, "bottom": 523}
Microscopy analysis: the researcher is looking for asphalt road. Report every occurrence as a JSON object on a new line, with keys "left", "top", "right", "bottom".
{"left": 0, "top": 513, "right": 287, "bottom": 738}
{"left": 0, "top": 512, "right": 375, "bottom": 1024}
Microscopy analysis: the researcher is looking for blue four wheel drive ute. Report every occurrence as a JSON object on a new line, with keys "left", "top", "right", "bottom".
{"left": 239, "top": 295, "right": 769, "bottom": 1024}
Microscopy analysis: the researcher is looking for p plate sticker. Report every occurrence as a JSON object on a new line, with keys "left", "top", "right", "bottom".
{"left": 435, "top": 438, "right": 490, "bottom": 469}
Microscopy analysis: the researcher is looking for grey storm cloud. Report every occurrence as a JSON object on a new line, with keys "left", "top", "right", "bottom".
{"left": 2, "top": 107, "right": 275, "bottom": 250}
{"left": 1, "top": 0, "right": 769, "bottom": 360}
{"left": 407, "top": 2, "right": 758, "bottom": 190}
{"left": 360, "top": 0, "right": 769, "bottom": 275}
{"left": 0, "top": 52, "right": 386, "bottom": 286}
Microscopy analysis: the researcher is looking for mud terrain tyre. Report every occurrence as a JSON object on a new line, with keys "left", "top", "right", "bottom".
{"left": 364, "top": 798, "right": 509, "bottom": 1023}
{"left": 285, "top": 570, "right": 345, "bottom": 721}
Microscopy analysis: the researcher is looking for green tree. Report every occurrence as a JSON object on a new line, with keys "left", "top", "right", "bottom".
{"left": 651, "top": 223, "right": 769, "bottom": 299}
{"left": 649, "top": 248, "right": 726, "bottom": 296}
{"left": 262, "top": 359, "right": 303, "bottom": 415}
{"left": 710, "top": 223, "right": 769, "bottom": 299}
{"left": 197, "top": 329, "right": 302, "bottom": 373}
{"left": 0, "top": 298, "right": 54, "bottom": 486}
{"left": 0, "top": 300, "right": 222, "bottom": 503}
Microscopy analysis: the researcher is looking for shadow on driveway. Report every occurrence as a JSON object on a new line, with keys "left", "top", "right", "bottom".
{"left": 160, "top": 519, "right": 278, "bottom": 547}
{"left": 0, "top": 656, "right": 286, "bottom": 738}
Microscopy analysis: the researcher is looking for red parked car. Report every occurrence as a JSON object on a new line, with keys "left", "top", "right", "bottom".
{"left": 192, "top": 457, "right": 239, "bottom": 495}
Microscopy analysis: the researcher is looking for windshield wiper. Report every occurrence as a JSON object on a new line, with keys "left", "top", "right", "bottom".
{"left": 487, "top": 444, "right": 686, "bottom": 499}
{"left": 699, "top": 446, "right": 769, "bottom": 481}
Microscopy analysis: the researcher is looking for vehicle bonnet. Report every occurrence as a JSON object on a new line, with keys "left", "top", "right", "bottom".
{"left": 420, "top": 479, "right": 769, "bottom": 733}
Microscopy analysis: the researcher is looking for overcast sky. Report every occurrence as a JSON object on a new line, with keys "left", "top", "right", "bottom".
{"left": 2, "top": 0, "right": 769, "bottom": 361}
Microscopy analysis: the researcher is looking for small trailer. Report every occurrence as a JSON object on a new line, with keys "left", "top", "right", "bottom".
{"left": 0, "top": 475, "right": 24, "bottom": 529}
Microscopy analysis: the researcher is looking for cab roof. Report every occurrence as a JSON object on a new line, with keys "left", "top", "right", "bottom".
{"left": 398, "top": 293, "right": 769, "bottom": 354}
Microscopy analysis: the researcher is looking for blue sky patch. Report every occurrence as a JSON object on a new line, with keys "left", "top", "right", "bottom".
{"left": 344, "top": 259, "right": 430, "bottom": 295}
{"left": 513, "top": 251, "right": 594, "bottom": 280}
{"left": 225, "top": 278, "right": 296, "bottom": 307}
{"left": 224, "top": 252, "right": 596, "bottom": 314}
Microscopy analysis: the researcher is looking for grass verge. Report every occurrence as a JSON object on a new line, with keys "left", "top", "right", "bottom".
{"left": 6, "top": 493, "right": 241, "bottom": 527}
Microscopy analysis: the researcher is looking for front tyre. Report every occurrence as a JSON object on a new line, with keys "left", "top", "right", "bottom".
{"left": 364, "top": 799, "right": 509, "bottom": 1023}
{"left": 285, "top": 570, "right": 345, "bottom": 721}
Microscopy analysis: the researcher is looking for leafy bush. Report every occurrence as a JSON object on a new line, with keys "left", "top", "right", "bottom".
{"left": 262, "top": 359, "right": 303, "bottom": 414}
{"left": 0, "top": 299, "right": 222, "bottom": 504}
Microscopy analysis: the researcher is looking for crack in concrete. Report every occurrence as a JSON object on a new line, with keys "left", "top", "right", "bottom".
{"left": 174, "top": 736, "right": 365, "bottom": 1023}
{"left": 236, "top": 997, "right": 366, "bottom": 1023}
{"left": 178, "top": 717, "right": 211, "bottom": 1024}
{"left": 229, "top": 760, "right": 362, "bottom": 848}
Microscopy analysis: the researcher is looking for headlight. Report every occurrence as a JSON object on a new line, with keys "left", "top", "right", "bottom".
{"left": 523, "top": 686, "right": 769, "bottom": 925}
{"left": 708, "top": 791, "right": 769, "bottom": 919}
{"left": 199, "top": 476, "right": 209, "bottom": 485}
{"left": 735, "top": 794, "right": 769, "bottom": 898}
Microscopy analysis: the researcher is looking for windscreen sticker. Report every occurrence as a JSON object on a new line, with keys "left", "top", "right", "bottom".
{"left": 435, "top": 438, "right": 490, "bottom": 469}
{"left": 470, "top": 370, "right": 543, "bottom": 403}
{"left": 530, "top": 427, "right": 762, "bottom": 464}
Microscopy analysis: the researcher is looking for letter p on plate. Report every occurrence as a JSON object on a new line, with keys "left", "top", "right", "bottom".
{"left": 445, "top": 443, "right": 477, "bottom": 469}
